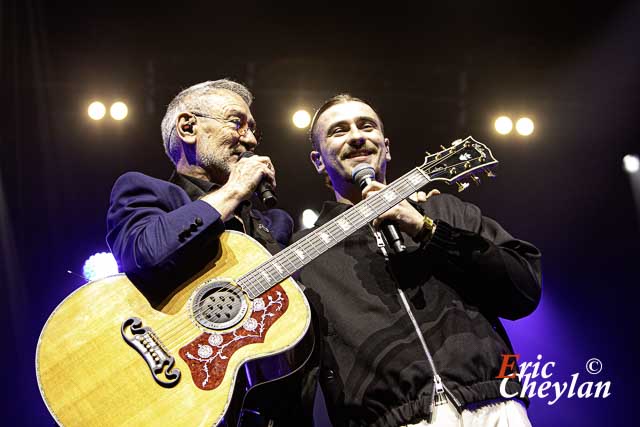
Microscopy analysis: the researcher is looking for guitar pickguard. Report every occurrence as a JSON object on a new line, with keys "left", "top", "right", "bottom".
{"left": 179, "top": 285, "right": 289, "bottom": 391}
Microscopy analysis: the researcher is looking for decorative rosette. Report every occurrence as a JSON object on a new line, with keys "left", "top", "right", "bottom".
{"left": 252, "top": 298, "right": 266, "bottom": 312}
{"left": 197, "top": 344, "right": 213, "bottom": 358}
{"left": 243, "top": 317, "right": 258, "bottom": 332}
{"left": 208, "top": 333, "right": 223, "bottom": 347}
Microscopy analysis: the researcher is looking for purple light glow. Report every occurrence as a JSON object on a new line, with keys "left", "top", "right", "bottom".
{"left": 82, "top": 252, "right": 119, "bottom": 281}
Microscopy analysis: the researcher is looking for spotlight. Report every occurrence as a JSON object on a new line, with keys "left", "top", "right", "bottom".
{"left": 494, "top": 116, "right": 513, "bottom": 135}
{"left": 88, "top": 101, "right": 106, "bottom": 120}
{"left": 623, "top": 154, "right": 639, "bottom": 173}
{"left": 292, "top": 110, "right": 311, "bottom": 129}
{"left": 110, "top": 102, "right": 128, "bottom": 121}
{"left": 301, "top": 209, "right": 319, "bottom": 229}
{"left": 516, "top": 117, "right": 535, "bottom": 136}
{"left": 82, "top": 252, "right": 119, "bottom": 281}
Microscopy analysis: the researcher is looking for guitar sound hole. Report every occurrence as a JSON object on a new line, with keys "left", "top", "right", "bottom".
{"left": 192, "top": 279, "right": 247, "bottom": 330}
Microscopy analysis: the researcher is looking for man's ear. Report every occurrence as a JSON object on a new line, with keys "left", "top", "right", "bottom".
{"left": 384, "top": 138, "right": 391, "bottom": 162}
{"left": 176, "top": 113, "right": 197, "bottom": 144}
{"left": 310, "top": 150, "right": 325, "bottom": 174}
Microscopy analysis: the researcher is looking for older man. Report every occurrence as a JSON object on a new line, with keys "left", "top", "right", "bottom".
{"left": 295, "top": 94, "right": 542, "bottom": 426}
{"left": 106, "top": 80, "right": 309, "bottom": 426}
{"left": 107, "top": 80, "right": 289, "bottom": 304}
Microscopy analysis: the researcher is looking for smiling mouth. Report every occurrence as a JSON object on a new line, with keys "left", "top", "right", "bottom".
{"left": 344, "top": 151, "right": 374, "bottom": 160}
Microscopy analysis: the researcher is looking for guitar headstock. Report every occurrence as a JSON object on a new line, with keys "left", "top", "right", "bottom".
{"left": 421, "top": 136, "right": 498, "bottom": 191}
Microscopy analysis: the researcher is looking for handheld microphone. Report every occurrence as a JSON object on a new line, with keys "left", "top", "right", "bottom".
{"left": 239, "top": 152, "right": 278, "bottom": 208}
{"left": 352, "top": 164, "right": 406, "bottom": 253}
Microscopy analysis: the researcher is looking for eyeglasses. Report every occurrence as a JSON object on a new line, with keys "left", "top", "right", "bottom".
{"left": 192, "top": 112, "right": 261, "bottom": 142}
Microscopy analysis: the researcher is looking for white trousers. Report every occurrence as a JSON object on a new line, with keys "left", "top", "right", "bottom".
{"left": 404, "top": 399, "right": 532, "bottom": 427}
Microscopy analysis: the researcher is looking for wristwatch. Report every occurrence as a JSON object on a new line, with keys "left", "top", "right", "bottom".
{"left": 414, "top": 215, "right": 437, "bottom": 243}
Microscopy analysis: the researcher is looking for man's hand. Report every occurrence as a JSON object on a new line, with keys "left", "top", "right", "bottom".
{"left": 202, "top": 155, "right": 275, "bottom": 221}
{"left": 224, "top": 154, "right": 276, "bottom": 201}
{"left": 362, "top": 182, "right": 440, "bottom": 238}
{"left": 409, "top": 189, "right": 440, "bottom": 202}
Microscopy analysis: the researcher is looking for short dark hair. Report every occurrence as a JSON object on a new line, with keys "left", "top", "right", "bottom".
{"left": 308, "top": 94, "right": 384, "bottom": 150}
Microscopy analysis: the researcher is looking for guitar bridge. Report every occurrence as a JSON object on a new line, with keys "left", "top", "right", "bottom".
{"left": 121, "top": 317, "right": 181, "bottom": 388}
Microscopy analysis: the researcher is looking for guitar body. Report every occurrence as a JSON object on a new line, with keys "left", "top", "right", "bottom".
{"left": 36, "top": 231, "right": 311, "bottom": 426}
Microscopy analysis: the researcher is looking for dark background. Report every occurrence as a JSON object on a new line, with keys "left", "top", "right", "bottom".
{"left": 2, "top": 1, "right": 639, "bottom": 425}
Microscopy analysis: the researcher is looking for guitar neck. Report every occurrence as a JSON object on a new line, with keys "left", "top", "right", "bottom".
{"left": 238, "top": 136, "right": 497, "bottom": 299}
{"left": 238, "top": 167, "right": 429, "bottom": 299}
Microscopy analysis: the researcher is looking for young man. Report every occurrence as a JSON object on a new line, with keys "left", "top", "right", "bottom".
{"left": 296, "top": 94, "right": 542, "bottom": 426}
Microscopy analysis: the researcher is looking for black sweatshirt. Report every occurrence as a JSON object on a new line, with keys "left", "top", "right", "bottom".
{"left": 294, "top": 193, "right": 542, "bottom": 427}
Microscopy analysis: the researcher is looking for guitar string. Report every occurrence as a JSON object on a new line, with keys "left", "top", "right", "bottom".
{"left": 158, "top": 150, "right": 486, "bottom": 348}
{"left": 158, "top": 150, "right": 489, "bottom": 347}
{"left": 158, "top": 150, "right": 483, "bottom": 347}
{"left": 161, "top": 158, "right": 490, "bottom": 350}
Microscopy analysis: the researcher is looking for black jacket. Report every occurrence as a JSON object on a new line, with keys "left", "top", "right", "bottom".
{"left": 294, "top": 194, "right": 541, "bottom": 427}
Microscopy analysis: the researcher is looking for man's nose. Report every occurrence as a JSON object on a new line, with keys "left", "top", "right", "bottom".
{"left": 347, "top": 125, "right": 365, "bottom": 146}
{"left": 240, "top": 129, "right": 258, "bottom": 151}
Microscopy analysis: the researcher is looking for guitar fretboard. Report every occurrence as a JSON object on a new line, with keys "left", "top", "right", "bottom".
{"left": 237, "top": 167, "right": 430, "bottom": 299}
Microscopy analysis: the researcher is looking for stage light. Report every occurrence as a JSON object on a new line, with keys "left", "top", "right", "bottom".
{"left": 110, "top": 102, "right": 128, "bottom": 121}
{"left": 494, "top": 116, "right": 513, "bottom": 135}
{"left": 82, "top": 252, "right": 119, "bottom": 281}
{"left": 88, "top": 101, "right": 106, "bottom": 120}
{"left": 292, "top": 110, "right": 311, "bottom": 129}
{"left": 516, "top": 117, "right": 535, "bottom": 136}
{"left": 301, "top": 209, "right": 319, "bottom": 229}
{"left": 623, "top": 154, "right": 639, "bottom": 173}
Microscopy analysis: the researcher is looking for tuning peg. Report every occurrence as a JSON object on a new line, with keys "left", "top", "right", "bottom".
{"left": 451, "top": 139, "right": 463, "bottom": 146}
{"left": 425, "top": 151, "right": 431, "bottom": 156}
{"left": 440, "top": 145, "right": 447, "bottom": 150}
{"left": 470, "top": 175, "right": 481, "bottom": 185}
{"left": 485, "top": 170, "right": 497, "bottom": 178}
{"left": 457, "top": 182, "right": 470, "bottom": 192}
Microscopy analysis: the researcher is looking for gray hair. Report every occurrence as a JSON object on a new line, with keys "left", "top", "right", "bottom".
{"left": 160, "top": 79, "right": 253, "bottom": 164}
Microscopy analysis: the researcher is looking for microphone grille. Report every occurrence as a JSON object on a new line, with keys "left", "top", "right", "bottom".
{"left": 351, "top": 163, "right": 375, "bottom": 185}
